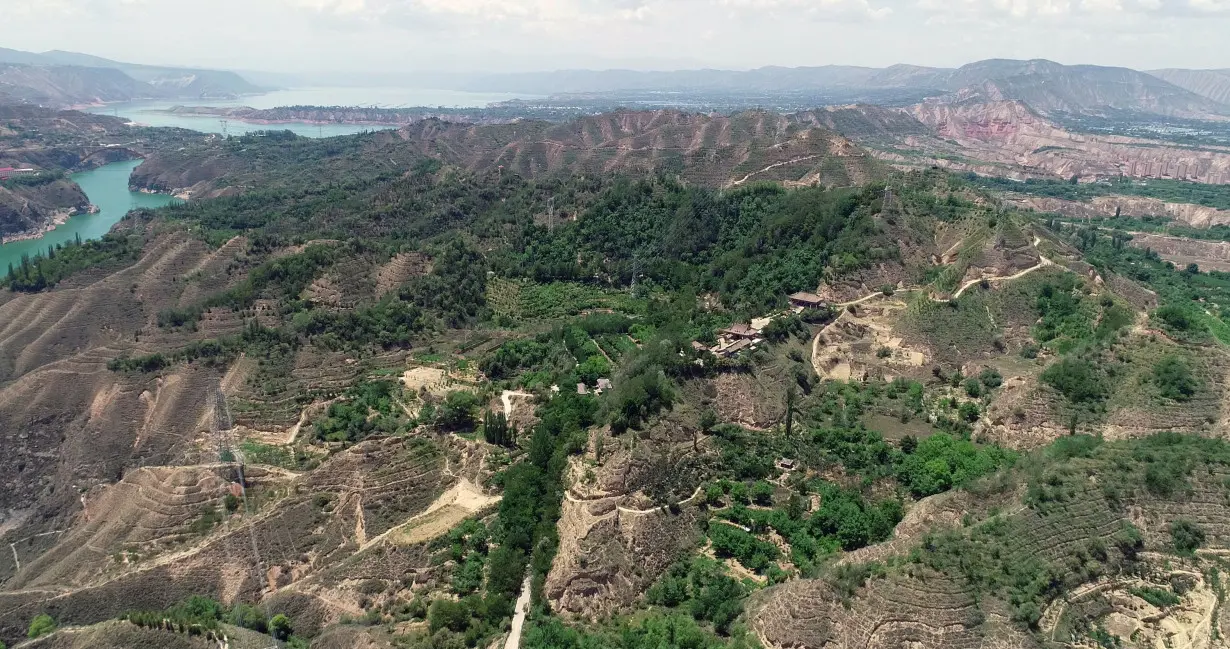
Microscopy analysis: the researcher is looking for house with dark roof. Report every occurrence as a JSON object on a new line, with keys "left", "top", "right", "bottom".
{"left": 720, "top": 323, "right": 758, "bottom": 339}
{"left": 789, "top": 291, "right": 826, "bottom": 309}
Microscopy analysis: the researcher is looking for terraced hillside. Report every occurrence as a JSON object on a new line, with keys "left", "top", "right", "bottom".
{"left": 753, "top": 434, "right": 1230, "bottom": 649}
{"left": 131, "top": 109, "right": 885, "bottom": 198}
{"left": 8, "top": 112, "right": 1230, "bottom": 649}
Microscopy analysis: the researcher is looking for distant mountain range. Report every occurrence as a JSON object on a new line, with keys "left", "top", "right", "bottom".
{"left": 0, "top": 47, "right": 266, "bottom": 107}
{"left": 1149, "top": 68, "right": 1230, "bottom": 106}
{"left": 456, "top": 59, "right": 1230, "bottom": 121}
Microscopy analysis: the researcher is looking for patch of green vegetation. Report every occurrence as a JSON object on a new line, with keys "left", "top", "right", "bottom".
{"left": 1130, "top": 586, "right": 1181, "bottom": 608}
{"left": 709, "top": 479, "right": 902, "bottom": 572}
{"left": 1032, "top": 273, "right": 1097, "bottom": 352}
{"left": 239, "top": 440, "right": 316, "bottom": 470}
{"left": 902, "top": 432, "right": 1230, "bottom": 631}
{"left": 1041, "top": 357, "right": 1109, "bottom": 406}
{"left": 707, "top": 522, "right": 780, "bottom": 573}
{"left": 27, "top": 614, "right": 55, "bottom": 639}
{"left": 313, "top": 379, "right": 406, "bottom": 442}
{"left": 1152, "top": 355, "right": 1200, "bottom": 402}
{"left": 1071, "top": 224, "right": 1230, "bottom": 345}
{"left": 646, "top": 556, "right": 749, "bottom": 634}
{"left": 523, "top": 612, "right": 757, "bottom": 649}
{"left": 4, "top": 232, "right": 143, "bottom": 292}
{"left": 1171, "top": 519, "right": 1206, "bottom": 555}
{"left": 968, "top": 174, "right": 1230, "bottom": 211}
{"left": 122, "top": 595, "right": 309, "bottom": 647}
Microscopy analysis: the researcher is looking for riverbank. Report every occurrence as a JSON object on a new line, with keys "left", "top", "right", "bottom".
{"left": 0, "top": 160, "right": 178, "bottom": 271}
{"left": 0, "top": 206, "right": 96, "bottom": 245}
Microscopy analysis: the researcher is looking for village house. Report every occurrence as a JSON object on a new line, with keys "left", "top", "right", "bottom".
{"left": 720, "top": 339, "right": 753, "bottom": 357}
{"left": 789, "top": 291, "right": 826, "bottom": 309}
{"left": 720, "top": 323, "right": 758, "bottom": 340}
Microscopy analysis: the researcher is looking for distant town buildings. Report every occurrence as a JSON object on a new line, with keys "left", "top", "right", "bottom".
{"left": 0, "top": 168, "right": 36, "bottom": 180}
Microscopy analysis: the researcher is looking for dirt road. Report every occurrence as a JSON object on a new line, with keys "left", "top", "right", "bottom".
{"left": 504, "top": 575, "right": 533, "bottom": 649}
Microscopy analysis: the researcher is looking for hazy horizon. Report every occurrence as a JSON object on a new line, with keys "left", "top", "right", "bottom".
{"left": 1, "top": 0, "right": 1228, "bottom": 77}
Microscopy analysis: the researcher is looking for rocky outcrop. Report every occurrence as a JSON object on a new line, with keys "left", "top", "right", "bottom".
{"left": 1013, "top": 194, "right": 1230, "bottom": 228}
{"left": 908, "top": 100, "right": 1230, "bottom": 184}
{"left": 0, "top": 178, "right": 89, "bottom": 241}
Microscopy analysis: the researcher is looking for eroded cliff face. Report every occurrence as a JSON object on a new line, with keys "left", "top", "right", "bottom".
{"left": 907, "top": 100, "right": 1230, "bottom": 184}
{"left": 1012, "top": 195, "right": 1230, "bottom": 228}
{"left": 0, "top": 179, "right": 89, "bottom": 241}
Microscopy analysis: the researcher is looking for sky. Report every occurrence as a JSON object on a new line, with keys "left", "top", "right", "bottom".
{"left": 1, "top": 0, "right": 1228, "bottom": 75}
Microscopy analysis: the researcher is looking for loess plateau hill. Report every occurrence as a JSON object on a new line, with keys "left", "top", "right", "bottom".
{"left": 4, "top": 110, "right": 1230, "bottom": 649}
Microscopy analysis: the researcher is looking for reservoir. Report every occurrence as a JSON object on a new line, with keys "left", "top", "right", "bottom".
{"left": 0, "top": 160, "right": 177, "bottom": 272}
{"left": 88, "top": 87, "right": 533, "bottom": 137}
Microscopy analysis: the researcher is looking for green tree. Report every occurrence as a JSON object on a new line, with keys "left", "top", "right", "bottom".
{"left": 751, "top": 481, "right": 775, "bottom": 506}
{"left": 1041, "top": 358, "right": 1107, "bottom": 405}
{"left": 438, "top": 390, "right": 480, "bottom": 432}
{"left": 1171, "top": 519, "right": 1205, "bottom": 555}
{"left": 1153, "top": 356, "right": 1199, "bottom": 402}
{"left": 28, "top": 614, "right": 56, "bottom": 639}
{"left": 269, "top": 614, "right": 293, "bottom": 641}
{"left": 483, "top": 410, "right": 516, "bottom": 447}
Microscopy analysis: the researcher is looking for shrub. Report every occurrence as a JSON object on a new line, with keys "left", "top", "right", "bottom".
{"left": 1154, "top": 305, "right": 1196, "bottom": 333}
{"left": 28, "top": 614, "right": 56, "bottom": 639}
{"left": 1041, "top": 358, "right": 1107, "bottom": 405}
{"left": 979, "top": 368, "right": 1003, "bottom": 389}
{"left": 1153, "top": 356, "right": 1199, "bottom": 402}
{"left": 958, "top": 401, "right": 981, "bottom": 422}
{"left": 1171, "top": 519, "right": 1205, "bottom": 555}
{"left": 1131, "top": 586, "right": 1181, "bottom": 608}
{"left": 963, "top": 378, "right": 983, "bottom": 398}
{"left": 269, "top": 614, "right": 292, "bottom": 641}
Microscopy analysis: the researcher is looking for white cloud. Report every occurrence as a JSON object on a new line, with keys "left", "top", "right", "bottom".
{"left": 1188, "top": 0, "right": 1229, "bottom": 11}
{"left": 717, "top": 0, "right": 893, "bottom": 19}
{"left": 0, "top": 0, "right": 1226, "bottom": 73}
{"left": 286, "top": 0, "right": 372, "bottom": 13}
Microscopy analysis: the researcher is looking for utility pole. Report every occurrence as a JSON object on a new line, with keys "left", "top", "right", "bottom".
{"left": 548, "top": 196, "right": 555, "bottom": 232}
{"left": 219, "top": 119, "right": 229, "bottom": 138}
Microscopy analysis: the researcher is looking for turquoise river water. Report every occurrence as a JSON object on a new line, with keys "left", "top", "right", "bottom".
{"left": 0, "top": 160, "right": 177, "bottom": 272}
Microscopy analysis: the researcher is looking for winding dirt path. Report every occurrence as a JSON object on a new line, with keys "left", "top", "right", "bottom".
{"left": 810, "top": 238, "right": 1061, "bottom": 380}
{"left": 728, "top": 155, "right": 825, "bottom": 187}
{"left": 563, "top": 485, "right": 705, "bottom": 516}
{"left": 502, "top": 390, "right": 532, "bottom": 419}
{"left": 948, "top": 257, "right": 1052, "bottom": 301}
{"left": 359, "top": 478, "right": 500, "bottom": 551}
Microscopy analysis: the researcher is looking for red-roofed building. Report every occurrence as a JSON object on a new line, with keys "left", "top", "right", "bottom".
{"left": 0, "top": 168, "right": 35, "bottom": 180}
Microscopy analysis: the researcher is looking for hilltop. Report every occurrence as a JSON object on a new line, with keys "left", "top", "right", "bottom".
{"left": 0, "top": 47, "right": 265, "bottom": 107}
{"left": 129, "top": 110, "right": 884, "bottom": 198}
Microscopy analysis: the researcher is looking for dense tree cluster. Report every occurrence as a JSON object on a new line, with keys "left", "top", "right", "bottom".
{"left": 5, "top": 232, "right": 141, "bottom": 292}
